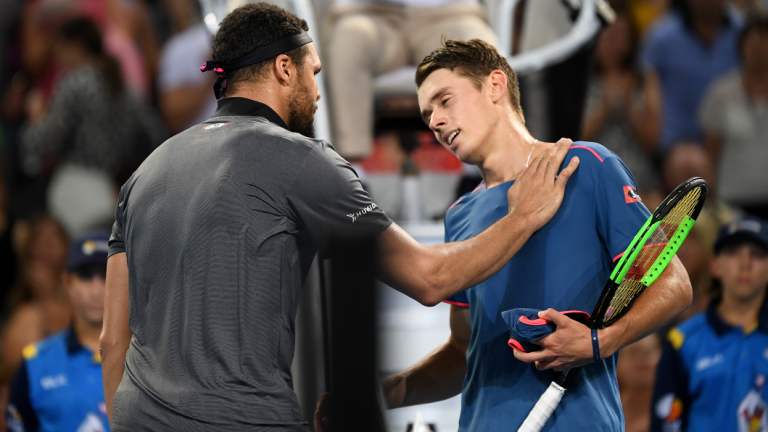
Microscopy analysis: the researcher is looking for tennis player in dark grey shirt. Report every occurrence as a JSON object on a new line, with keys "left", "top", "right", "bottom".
{"left": 100, "top": 3, "right": 578, "bottom": 431}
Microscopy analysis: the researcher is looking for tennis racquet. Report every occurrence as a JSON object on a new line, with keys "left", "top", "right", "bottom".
{"left": 517, "top": 177, "right": 709, "bottom": 432}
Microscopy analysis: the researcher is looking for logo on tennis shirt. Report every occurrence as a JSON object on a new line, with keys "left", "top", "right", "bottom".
{"left": 346, "top": 203, "right": 378, "bottom": 223}
{"left": 624, "top": 185, "right": 641, "bottom": 204}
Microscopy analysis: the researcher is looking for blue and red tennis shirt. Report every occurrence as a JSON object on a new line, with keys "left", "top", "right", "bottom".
{"left": 445, "top": 142, "right": 650, "bottom": 431}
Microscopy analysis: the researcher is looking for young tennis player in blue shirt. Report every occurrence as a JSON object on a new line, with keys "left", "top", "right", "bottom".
{"left": 383, "top": 39, "right": 693, "bottom": 431}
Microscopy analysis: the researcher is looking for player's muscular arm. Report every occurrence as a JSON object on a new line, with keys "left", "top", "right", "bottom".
{"left": 377, "top": 139, "right": 580, "bottom": 306}
{"left": 598, "top": 256, "right": 691, "bottom": 356}
{"left": 100, "top": 253, "right": 132, "bottom": 421}
{"left": 515, "top": 256, "right": 691, "bottom": 371}
{"left": 383, "top": 306, "right": 470, "bottom": 408}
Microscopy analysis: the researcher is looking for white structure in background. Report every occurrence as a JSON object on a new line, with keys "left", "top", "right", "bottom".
{"left": 379, "top": 223, "right": 459, "bottom": 431}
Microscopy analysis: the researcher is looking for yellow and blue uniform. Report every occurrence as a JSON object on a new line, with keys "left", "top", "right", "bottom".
{"left": 445, "top": 142, "right": 649, "bottom": 431}
{"left": 5, "top": 328, "right": 109, "bottom": 432}
{"left": 651, "top": 303, "right": 768, "bottom": 432}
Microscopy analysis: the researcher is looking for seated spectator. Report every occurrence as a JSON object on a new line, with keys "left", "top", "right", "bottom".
{"left": 641, "top": 0, "right": 741, "bottom": 153}
{"left": 5, "top": 232, "right": 110, "bottom": 431}
{"left": 19, "top": 16, "right": 165, "bottom": 236}
{"left": 158, "top": 0, "right": 216, "bottom": 133}
{"left": 325, "top": 0, "right": 496, "bottom": 163}
{"left": 1, "top": 215, "right": 71, "bottom": 385}
{"left": 662, "top": 142, "right": 738, "bottom": 249}
{"left": 618, "top": 334, "right": 662, "bottom": 432}
{"left": 582, "top": 11, "right": 658, "bottom": 192}
{"left": 651, "top": 216, "right": 768, "bottom": 431}
{"left": 700, "top": 15, "right": 768, "bottom": 220}
{"left": 662, "top": 143, "right": 739, "bottom": 317}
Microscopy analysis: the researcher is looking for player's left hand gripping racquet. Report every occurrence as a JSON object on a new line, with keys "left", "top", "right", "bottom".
{"left": 517, "top": 177, "right": 709, "bottom": 432}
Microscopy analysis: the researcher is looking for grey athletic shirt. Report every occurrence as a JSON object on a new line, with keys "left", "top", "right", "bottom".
{"left": 108, "top": 97, "right": 391, "bottom": 428}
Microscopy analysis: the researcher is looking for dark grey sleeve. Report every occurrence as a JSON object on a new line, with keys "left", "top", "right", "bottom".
{"left": 287, "top": 144, "right": 391, "bottom": 252}
{"left": 109, "top": 180, "right": 130, "bottom": 256}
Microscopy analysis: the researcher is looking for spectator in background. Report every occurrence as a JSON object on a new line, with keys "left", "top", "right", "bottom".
{"left": 326, "top": 0, "right": 497, "bottom": 164}
{"left": 663, "top": 143, "right": 739, "bottom": 316}
{"left": 700, "top": 15, "right": 768, "bottom": 220}
{"left": 662, "top": 142, "right": 738, "bottom": 248}
{"left": 651, "top": 216, "right": 768, "bottom": 431}
{"left": 6, "top": 232, "right": 110, "bottom": 432}
{"left": 582, "top": 11, "right": 659, "bottom": 192}
{"left": 20, "top": 16, "right": 165, "bottom": 236}
{"left": 641, "top": 0, "right": 741, "bottom": 154}
{"left": 617, "top": 334, "right": 662, "bottom": 432}
{"left": 1, "top": 215, "right": 71, "bottom": 386}
{"left": 98, "top": 0, "right": 160, "bottom": 100}
{"left": 158, "top": 0, "right": 216, "bottom": 133}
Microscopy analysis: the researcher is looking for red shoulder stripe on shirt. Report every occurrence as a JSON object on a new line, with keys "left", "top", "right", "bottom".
{"left": 570, "top": 145, "right": 605, "bottom": 163}
{"left": 444, "top": 300, "right": 470, "bottom": 308}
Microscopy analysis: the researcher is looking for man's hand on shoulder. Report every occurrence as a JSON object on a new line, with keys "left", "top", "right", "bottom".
{"left": 507, "top": 138, "right": 579, "bottom": 230}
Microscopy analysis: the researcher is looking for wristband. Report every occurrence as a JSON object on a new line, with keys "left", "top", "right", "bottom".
{"left": 591, "top": 328, "right": 601, "bottom": 363}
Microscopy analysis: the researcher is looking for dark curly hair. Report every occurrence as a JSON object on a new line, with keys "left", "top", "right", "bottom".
{"left": 416, "top": 39, "right": 523, "bottom": 117}
{"left": 212, "top": 3, "right": 309, "bottom": 92}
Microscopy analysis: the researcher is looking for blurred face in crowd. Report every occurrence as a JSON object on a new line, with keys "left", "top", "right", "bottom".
{"left": 711, "top": 242, "right": 768, "bottom": 303}
{"left": 688, "top": 0, "right": 726, "bottom": 21}
{"left": 417, "top": 68, "right": 502, "bottom": 164}
{"left": 65, "top": 265, "right": 106, "bottom": 326}
{"left": 595, "top": 15, "right": 632, "bottom": 69}
{"left": 287, "top": 43, "right": 321, "bottom": 137}
{"left": 662, "top": 143, "right": 714, "bottom": 194}
{"left": 54, "top": 39, "right": 89, "bottom": 71}
{"left": 25, "top": 216, "right": 68, "bottom": 270}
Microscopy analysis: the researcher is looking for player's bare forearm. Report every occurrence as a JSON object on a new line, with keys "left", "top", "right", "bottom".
{"left": 100, "top": 253, "right": 132, "bottom": 420}
{"left": 378, "top": 217, "right": 534, "bottom": 305}
{"left": 384, "top": 341, "right": 466, "bottom": 408}
{"left": 378, "top": 140, "right": 579, "bottom": 305}
{"left": 101, "top": 342, "right": 129, "bottom": 420}
{"left": 384, "top": 307, "right": 469, "bottom": 408}
{"left": 599, "top": 256, "right": 692, "bottom": 356}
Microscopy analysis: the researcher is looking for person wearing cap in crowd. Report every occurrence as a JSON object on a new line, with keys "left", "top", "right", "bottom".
{"left": 651, "top": 216, "right": 768, "bottom": 431}
{"left": 5, "top": 232, "right": 110, "bottom": 432}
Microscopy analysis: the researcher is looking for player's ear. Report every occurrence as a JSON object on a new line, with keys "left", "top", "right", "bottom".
{"left": 488, "top": 70, "right": 508, "bottom": 103}
{"left": 273, "top": 53, "right": 294, "bottom": 86}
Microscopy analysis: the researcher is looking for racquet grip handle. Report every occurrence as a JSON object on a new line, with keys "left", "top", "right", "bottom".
{"left": 517, "top": 382, "right": 566, "bottom": 432}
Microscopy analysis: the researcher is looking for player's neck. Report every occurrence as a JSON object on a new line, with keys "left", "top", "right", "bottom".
{"left": 74, "top": 317, "right": 102, "bottom": 353}
{"left": 717, "top": 288, "right": 766, "bottom": 331}
{"left": 479, "top": 116, "right": 539, "bottom": 188}
{"left": 227, "top": 85, "right": 290, "bottom": 126}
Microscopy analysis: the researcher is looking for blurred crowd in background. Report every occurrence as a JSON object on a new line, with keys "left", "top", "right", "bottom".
{"left": 0, "top": 0, "right": 766, "bottom": 430}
